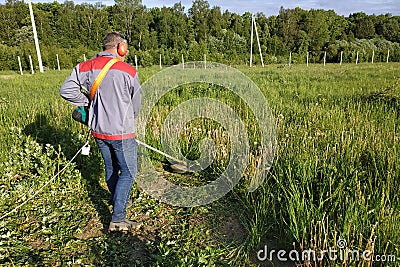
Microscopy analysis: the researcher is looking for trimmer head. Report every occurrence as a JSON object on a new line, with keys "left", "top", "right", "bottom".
{"left": 170, "top": 163, "right": 190, "bottom": 174}
{"left": 136, "top": 139, "right": 192, "bottom": 174}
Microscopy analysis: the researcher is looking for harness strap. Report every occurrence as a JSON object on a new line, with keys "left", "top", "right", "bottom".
{"left": 89, "top": 57, "right": 119, "bottom": 101}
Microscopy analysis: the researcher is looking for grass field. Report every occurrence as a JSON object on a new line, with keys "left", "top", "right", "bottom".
{"left": 0, "top": 63, "right": 399, "bottom": 266}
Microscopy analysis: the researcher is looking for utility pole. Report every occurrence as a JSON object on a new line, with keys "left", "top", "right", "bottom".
{"left": 250, "top": 14, "right": 254, "bottom": 67}
{"left": 249, "top": 14, "right": 264, "bottom": 67}
{"left": 28, "top": 0, "right": 43, "bottom": 73}
{"left": 253, "top": 14, "right": 264, "bottom": 67}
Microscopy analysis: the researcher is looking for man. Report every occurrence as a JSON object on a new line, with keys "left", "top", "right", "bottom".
{"left": 60, "top": 32, "right": 142, "bottom": 232}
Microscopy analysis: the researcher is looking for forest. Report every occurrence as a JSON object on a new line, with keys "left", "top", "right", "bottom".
{"left": 1, "top": 0, "right": 400, "bottom": 265}
{"left": 0, "top": 0, "right": 400, "bottom": 70}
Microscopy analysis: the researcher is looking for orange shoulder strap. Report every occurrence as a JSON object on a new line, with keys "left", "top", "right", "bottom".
{"left": 89, "top": 58, "right": 119, "bottom": 101}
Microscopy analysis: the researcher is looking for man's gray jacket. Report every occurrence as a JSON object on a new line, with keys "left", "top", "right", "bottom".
{"left": 60, "top": 52, "right": 142, "bottom": 140}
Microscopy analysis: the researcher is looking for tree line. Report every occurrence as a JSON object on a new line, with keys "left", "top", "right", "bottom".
{"left": 0, "top": 0, "right": 399, "bottom": 71}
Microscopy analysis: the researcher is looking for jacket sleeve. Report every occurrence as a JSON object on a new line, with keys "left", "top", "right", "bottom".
{"left": 131, "top": 72, "right": 142, "bottom": 119}
{"left": 59, "top": 65, "right": 89, "bottom": 107}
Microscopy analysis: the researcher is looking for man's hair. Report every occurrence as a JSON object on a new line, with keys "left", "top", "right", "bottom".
{"left": 102, "top": 32, "right": 127, "bottom": 51}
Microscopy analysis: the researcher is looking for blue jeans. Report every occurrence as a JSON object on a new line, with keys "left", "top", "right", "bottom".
{"left": 95, "top": 138, "right": 137, "bottom": 222}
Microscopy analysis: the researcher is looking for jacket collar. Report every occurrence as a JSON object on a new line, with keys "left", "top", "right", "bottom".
{"left": 96, "top": 51, "right": 117, "bottom": 58}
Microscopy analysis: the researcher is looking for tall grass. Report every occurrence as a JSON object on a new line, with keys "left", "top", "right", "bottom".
{"left": 0, "top": 63, "right": 399, "bottom": 266}
{"left": 241, "top": 63, "right": 399, "bottom": 266}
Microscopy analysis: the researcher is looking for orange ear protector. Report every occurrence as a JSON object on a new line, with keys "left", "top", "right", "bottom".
{"left": 117, "top": 42, "right": 128, "bottom": 57}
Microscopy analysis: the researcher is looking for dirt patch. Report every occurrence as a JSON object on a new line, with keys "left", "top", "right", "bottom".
{"left": 26, "top": 236, "right": 51, "bottom": 250}
{"left": 74, "top": 217, "right": 103, "bottom": 240}
{"left": 217, "top": 215, "right": 247, "bottom": 245}
{"left": 189, "top": 214, "right": 205, "bottom": 226}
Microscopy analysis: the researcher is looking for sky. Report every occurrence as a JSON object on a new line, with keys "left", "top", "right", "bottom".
{"left": 2, "top": 0, "right": 400, "bottom": 17}
{"left": 141, "top": 0, "right": 400, "bottom": 17}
